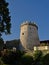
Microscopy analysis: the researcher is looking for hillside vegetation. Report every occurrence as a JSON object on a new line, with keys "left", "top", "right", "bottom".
{"left": 0, "top": 49, "right": 49, "bottom": 65}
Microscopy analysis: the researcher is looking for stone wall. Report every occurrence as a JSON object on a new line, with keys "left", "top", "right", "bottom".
{"left": 34, "top": 46, "right": 49, "bottom": 51}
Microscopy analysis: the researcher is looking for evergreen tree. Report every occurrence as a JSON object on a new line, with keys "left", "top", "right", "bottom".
{"left": 0, "top": 0, "right": 11, "bottom": 38}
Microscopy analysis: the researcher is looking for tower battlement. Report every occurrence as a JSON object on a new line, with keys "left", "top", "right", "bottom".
{"left": 21, "top": 21, "right": 38, "bottom": 30}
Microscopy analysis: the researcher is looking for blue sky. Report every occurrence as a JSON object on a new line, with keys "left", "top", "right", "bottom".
{"left": 2, "top": 0, "right": 49, "bottom": 41}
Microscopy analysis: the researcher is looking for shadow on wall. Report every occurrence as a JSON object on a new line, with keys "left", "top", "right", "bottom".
{"left": 19, "top": 41, "right": 27, "bottom": 52}
{"left": 6, "top": 39, "right": 20, "bottom": 50}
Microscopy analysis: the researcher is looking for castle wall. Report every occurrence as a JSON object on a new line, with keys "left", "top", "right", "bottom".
{"left": 6, "top": 40, "right": 19, "bottom": 50}
{"left": 34, "top": 46, "right": 49, "bottom": 51}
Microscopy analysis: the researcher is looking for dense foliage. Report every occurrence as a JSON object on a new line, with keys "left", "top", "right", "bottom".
{"left": 42, "top": 54, "right": 49, "bottom": 65}
{"left": 0, "top": 50, "right": 49, "bottom": 65}
{"left": 0, "top": 0, "right": 11, "bottom": 37}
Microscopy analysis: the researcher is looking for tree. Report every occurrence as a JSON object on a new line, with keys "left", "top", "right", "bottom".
{"left": 0, "top": 0, "right": 11, "bottom": 38}
{"left": 0, "top": 38, "right": 4, "bottom": 50}
{"left": 2, "top": 50, "right": 25, "bottom": 65}
{"left": 42, "top": 54, "right": 49, "bottom": 65}
{"left": 33, "top": 50, "right": 43, "bottom": 65}
{"left": 21, "top": 55, "right": 34, "bottom": 65}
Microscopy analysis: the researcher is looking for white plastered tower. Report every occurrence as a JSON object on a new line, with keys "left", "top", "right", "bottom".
{"left": 20, "top": 21, "right": 40, "bottom": 51}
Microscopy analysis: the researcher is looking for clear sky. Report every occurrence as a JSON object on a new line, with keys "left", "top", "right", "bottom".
{"left": 2, "top": 0, "right": 49, "bottom": 41}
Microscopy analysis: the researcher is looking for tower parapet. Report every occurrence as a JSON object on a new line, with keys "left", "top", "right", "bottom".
{"left": 21, "top": 21, "right": 38, "bottom": 30}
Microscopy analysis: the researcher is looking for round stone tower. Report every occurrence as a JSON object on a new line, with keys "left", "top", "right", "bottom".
{"left": 20, "top": 21, "right": 40, "bottom": 51}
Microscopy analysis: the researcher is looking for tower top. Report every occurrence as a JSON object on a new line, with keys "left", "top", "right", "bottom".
{"left": 21, "top": 21, "right": 38, "bottom": 29}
